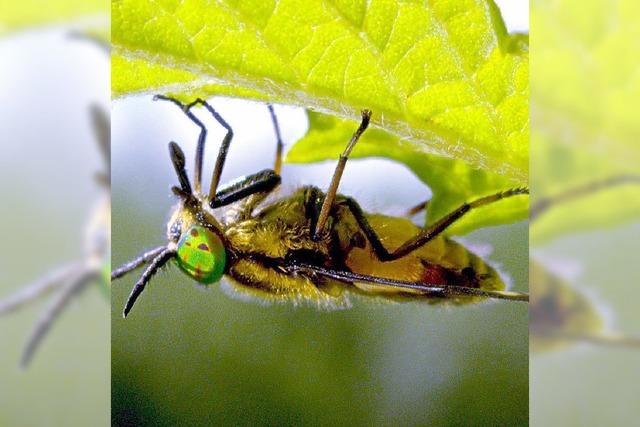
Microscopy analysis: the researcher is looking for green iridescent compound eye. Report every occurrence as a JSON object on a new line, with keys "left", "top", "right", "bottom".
{"left": 176, "top": 226, "right": 226, "bottom": 284}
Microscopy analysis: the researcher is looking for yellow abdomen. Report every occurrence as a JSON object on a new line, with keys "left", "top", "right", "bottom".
{"left": 343, "top": 214, "right": 506, "bottom": 299}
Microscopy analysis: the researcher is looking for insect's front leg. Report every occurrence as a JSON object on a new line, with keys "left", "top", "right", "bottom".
{"left": 111, "top": 245, "right": 167, "bottom": 280}
{"left": 238, "top": 188, "right": 280, "bottom": 220}
{"left": 209, "top": 169, "right": 281, "bottom": 213}
{"left": 154, "top": 95, "right": 234, "bottom": 198}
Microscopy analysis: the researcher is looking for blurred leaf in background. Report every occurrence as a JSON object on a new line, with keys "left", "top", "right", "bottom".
{"left": 531, "top": 0, "right": 640, "bottom": 244}
{"left": 0, "top": 0, "right": 107, "bottom": 33}
{"left": 530, "top": 0, "right": 640, "bottom": 425}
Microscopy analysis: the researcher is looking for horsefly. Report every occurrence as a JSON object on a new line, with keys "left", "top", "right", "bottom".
{"left": 113, "top": 96, "right": 529, "bottom": 317}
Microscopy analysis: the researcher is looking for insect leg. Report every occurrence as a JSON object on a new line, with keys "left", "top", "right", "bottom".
{"left": 189, "top": 99, "right": 234, "bottom": 200}
{"left": 404, "top": 200, "right": 429, "bottom": 218}
{"left": 123, "top": 247, "right": 175, "bottom": 317}
{"left": 111, "top": 245, "right": 167, "bottom": 280}
{"left": 267, "top": 104, "right": 284, "bottom": 175}
{"left": 531, "top": 174, "right": 640, "bottom": 222}
{"left": 0, "top": 263, "right": 80, "bottom": 315}
{"left": 154, "top": 95, "right": 211, "bottom": 194}
{"left": 393, "top": 187, "right": 529, "bottom": 259}
{"left": 289, "top": 261, "right": 528, "bottom": 302}
{"left": 210, "top": 169, "right": 281, "bottom": 209}
{"left": 313, "top": 110, "right": 372, "bottom": 240}
{"left": 228, "top": 105, "right": 285, "bottom": 219}
{"left": 338, "top": 189, "right": 528, "bottom": 262}
{"left": 156, "top": 96, "right": 236, "bottom": 199}
{"left": 168, "top": 141, "right": 192, "bottom": 194}
{"left": 20, "top": 268, "right": 98, "bottom": 368}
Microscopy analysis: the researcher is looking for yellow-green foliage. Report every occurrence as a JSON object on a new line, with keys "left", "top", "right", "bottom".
{"left": 288, "top": 111, "right": 528, "bottom": 235}
{"left": 531, "top": 0, "right": 640, "bottom": 244}
{"left": 113, "top": 0, "right": 529, "bottom": 235}
{"left": 0, "top": 0, "right": 107, "bottom": 33}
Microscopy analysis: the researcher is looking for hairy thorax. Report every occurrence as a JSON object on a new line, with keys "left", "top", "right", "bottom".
{"left": 224, "top": 187, "right": 332, "bottom": 261}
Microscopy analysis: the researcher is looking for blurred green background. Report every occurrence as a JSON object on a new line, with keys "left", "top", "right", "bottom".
{"left": 530, "top": 224, "right": 640, "bottom": 426}
{"left": 111, "top": 97, "right": 528, "bottom": 427}
{"left": 0, "top": 30, "right": 110, "bottom": 426}
{"left": 530, "top": 0, "right": 640, "bottom": 425}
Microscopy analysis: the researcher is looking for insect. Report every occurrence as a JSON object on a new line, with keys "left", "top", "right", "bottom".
{"left": 0, "top": 105, "right": 110, "bottom": 367}
{"left": 112, "top": 96, "right": 529, "bottom": 317}
{"left": 530, "top": 175, "right": 640, "bottom": 351}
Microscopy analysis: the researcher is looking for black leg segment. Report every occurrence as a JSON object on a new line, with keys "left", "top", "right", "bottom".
{"left": 288, "top": 261, "right": 528, "bottom": 302}
{"left": 154, "top": 95, "right": 209, "bottom": 193}
{"left": 112, "top": 245, "right": 167, "bottom": 280}
{"left": 168, "top": 141, "right": 193, "bottom": 194}
{"left": 123, "top": 248, "right": 175, "bottom": 317}
{"left": 312, "top": 188, "right": 529, "bottom": 262}
{"left": 387, "top": 187, "right": 529, "bottom": 260}
{"left": 210, "top": 169, "right": 281, "bottom": 209}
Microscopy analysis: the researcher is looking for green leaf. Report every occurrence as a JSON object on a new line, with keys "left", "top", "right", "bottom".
{"left": 113, "top": 0, "right": 529, "bottom": 182}
{"left": 0, "top": 0, "right": 107, "bottom": 33}
{"left": 531, "top": 0, "right": 640, "bottom": 244}
{"left": 287, "top": 111, "right": 528, "bottom": 236}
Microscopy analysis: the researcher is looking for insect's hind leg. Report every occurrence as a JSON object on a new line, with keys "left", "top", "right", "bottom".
{"left": 288, "top": 261, "right": 529, "bottom": 302}
{"left": 338, "top": 188, "right": 529, "bottom": 262}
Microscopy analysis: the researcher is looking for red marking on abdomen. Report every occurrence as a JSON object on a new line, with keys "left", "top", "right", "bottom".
{"left": 421, "top": 264, "right": 454, "bottom": 285}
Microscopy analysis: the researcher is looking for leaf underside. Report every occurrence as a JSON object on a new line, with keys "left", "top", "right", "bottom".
{"left": 288, "top": 111, "right": 528, "bottom": 235}
{"left": 113, "top": 0, "right": 530, "bottom": 235}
